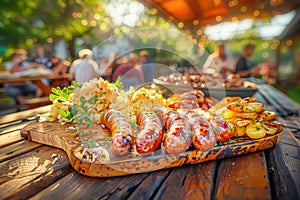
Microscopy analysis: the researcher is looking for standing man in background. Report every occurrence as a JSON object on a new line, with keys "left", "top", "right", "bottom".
{"left": 235, "top": 44, "right": 259, "bottom": 78}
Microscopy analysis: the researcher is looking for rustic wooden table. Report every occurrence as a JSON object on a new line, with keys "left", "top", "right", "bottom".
{"left": 0, "top": 83, "right": 299, "bottom": 200}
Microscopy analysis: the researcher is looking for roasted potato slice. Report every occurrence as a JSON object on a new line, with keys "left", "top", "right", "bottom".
{"left": 259, "top": 111, "right": 277, "bottom": 121}
{"left": 235, "top": 118, "right": 252, "bottom": 127}
{"left": 246, "top": 122, "right": 267, "bottom": 139}
{"left": 264, "top": 120, "right": 282, "bottom": 132}
{"left": 209, "top": 96, "right": 242, "bottom": 113}
{"left": 223, "top": 109, "right": 258, "bottom": 119}
{"left": 227, "top": 102, "right": 264, "bottom": 113}
{"left": 243, "top": 97, "right": 258, "bottom": 102}
{"left": 263, "top": 124, "right": 278, "bottom": 135}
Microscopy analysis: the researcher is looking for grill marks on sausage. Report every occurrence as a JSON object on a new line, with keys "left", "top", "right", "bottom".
{"left": 156, "top": 108, "right": 193, "bottom": 154}
{"left": 179, "top": 110, "right": 217, "bottom": 151}
{"left": 135, "top": 111, "right": 164, "bottom": 155}
{"left": 101, "top": 109, "right": 134, "bottom": 155}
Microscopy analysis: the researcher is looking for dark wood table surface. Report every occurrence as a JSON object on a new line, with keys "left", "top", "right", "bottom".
{"left": 0, "top": 83, "right": 299, "bottom": 200}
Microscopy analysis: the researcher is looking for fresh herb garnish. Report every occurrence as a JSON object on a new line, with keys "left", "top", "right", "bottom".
{"left": 113, "top": 76, "right": 124, "bottom": 90}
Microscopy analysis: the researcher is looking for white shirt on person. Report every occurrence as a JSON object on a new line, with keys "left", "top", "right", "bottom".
{"left": 70, "top": 58, "right": 100, "bottom": 82}
{"left": 203, "top": 53, "right": 236, "bottom": 73}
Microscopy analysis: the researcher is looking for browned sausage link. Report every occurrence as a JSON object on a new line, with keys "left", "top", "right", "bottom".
{"left": 163, "top": 110, "right": 192, "bottom": 154}
{"left": 210, "top": 115, "right": 233, "bottom": 143}
{"left": 181, "top": 90, "right": 205, "bottom": 103}
{"left": 136, "top": 111, "right": 164, "bottom": 155}
{"left": 179, "top": 110, "right": 216, "bottom": 151}
{"left": 101, "top": 109, "right": 134, "bottom": 155}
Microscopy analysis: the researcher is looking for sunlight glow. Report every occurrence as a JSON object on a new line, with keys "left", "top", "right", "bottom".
{"left": 105, "top": 0, "right": 144, "bottom": 27}
{"left": 205, "top": 10, "right": 296, "bottom": 41}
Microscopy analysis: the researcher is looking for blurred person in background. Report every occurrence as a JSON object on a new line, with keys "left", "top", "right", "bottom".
{"left": 112, "top": 56, "right": 131, "bottom": 82}
{"left": 46, "top": 55, "right": 70, "bottom": 75}
{"left": 259, "top": 59, "right": 277, "bottom": 85}
{"left": 112, "top": 53, "right": 144, "bottom": 88}
{"left": 235, "top": 44, "right": 259, "bottom": 78}
{"left": 45, "top": 55, "right": 70, "bottom": 87}
{"left": 31, "top": 45, "right": 49, "bottom": 66}
{"left": 69, "top": 49, "right": 100, "bottom": 82}
{"left": 4, "top": 50, "right": 37, "bottom": 107}
{"left": 139, "top": 50, "right": 155, "bottom": 83}
{"left": 203, "top": 43, "right": 236, "bottom": 76}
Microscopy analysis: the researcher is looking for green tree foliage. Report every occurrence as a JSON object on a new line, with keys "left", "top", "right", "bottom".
{"left": 0, "top": 0, "right": 107, "bottom": 57}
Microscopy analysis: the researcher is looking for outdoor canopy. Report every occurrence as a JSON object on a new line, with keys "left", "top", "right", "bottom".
{"left": 139, "top": 0, "right": 300, "bottom": 39}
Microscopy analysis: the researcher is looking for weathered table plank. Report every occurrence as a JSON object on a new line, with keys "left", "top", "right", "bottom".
{"left": 0, "top": 145, "right": 72, "bottom": 200}
{"left": 0, "top": 140, "right": 42, "bottom": 162}
{"left": 213, "top": 151, "right": 271, "bottom": 200}
{"left": 0, "top": 122, "right": 32, "bottom": 135}
{"left": 127, "top": 170, "right": 171, "bottom": 200}
{"left": 0, "top": 130, "right": 25, "bottom": 148}
{"left": 151, "top": 161, "right": 216, "bottom": 200}
{"left": 29, "top": 172, "right": 148, "bottom": 200}
{"left": 0, "top": 105, "right": 51, "bottom": 126}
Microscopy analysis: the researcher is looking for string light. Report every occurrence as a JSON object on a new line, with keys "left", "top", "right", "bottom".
{"left": 90, "top": 20, "right": 97, "bottom": 27}
{"left": 262, "top": 42, "right": 269, "bottom": 48}
{"left": 240, "top": 6, "right": 247, "bottom": 13}
{"left": 193, "top": 20, "right": 199, "bottom": 25}
{"left": 286, "top": 40, "right": 293, "bottom": 46}
{"left": 81, "top": 19, "right": 88, "bottom": 26}
{"left": 104, "top": 18, "right": 110, "bottom": 23}
{"left": 114, "top": 28, "right": 120, "bottom": 34}
{"left": 196, "top": 29, "right": 203, "bottom": 35}
{"left": 100, "top": 23, "right": 107, "bottom": 31}
{"left": 229, "top": 0, "right": 238, "bottom": 7}
{"left": 253, "top": 10, "right": 260, "bottom": 17}
{"left": 94, "top": 14, "right": 100, "bottom": 20}
{"left": 151, "top": 8, "right": 158, "bottom": 14}
{"left": 262, "top": 52, "right": 269, "bottom": 58}
{"left": 178, "top": 22, "right": 184, "bottom": 28}
{"left": 47, "top": 37, "right": 53, "bottom": 43}
{"left": 231, "top": 17, "right": 238, "bottom": 22}
{"left": 184, "top": 29, "right": 190, "bottom": 35}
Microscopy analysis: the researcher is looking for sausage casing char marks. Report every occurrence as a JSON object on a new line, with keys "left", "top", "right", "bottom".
{"left": 156, "top": 108, "right": 192, "bottom": 154}
{"left": 136, "top": 111, "right": 164, "bottom": 155}
{"left": 101, "top": 109, "right": 134, "bottom": 155}
{"left": 178, "top": 109, "right": 217, "bottom": 151}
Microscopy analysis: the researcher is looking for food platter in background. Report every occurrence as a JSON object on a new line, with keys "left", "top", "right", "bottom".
{"left": 153, "top": 73, "right": 258, "bottom": 100}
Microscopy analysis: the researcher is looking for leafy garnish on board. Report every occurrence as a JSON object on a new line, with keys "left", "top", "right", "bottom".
{"left": 73, "top": 95, "right": 99, "bottom": 128}
{"left": 49, "top": 86, "right": 74, "bottom": 102}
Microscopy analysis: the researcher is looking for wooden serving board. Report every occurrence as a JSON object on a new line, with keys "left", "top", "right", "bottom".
{"left": 21, "top": 121, "right": 282, "bottom": 177}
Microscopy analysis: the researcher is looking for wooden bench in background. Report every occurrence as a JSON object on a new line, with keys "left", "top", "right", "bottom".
{"left": 23, "top": 96, "right": 51, "bottom": 109}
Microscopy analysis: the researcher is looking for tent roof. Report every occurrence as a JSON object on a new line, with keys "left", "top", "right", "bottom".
{"left": 139, "top": 0, "right": 300, "bottom": 29}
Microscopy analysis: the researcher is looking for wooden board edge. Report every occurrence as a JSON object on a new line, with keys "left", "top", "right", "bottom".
{"left": 20, "top": 122, "right": 282, "bottom": 177}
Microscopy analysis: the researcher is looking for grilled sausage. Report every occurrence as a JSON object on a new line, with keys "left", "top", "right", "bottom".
{"left": 101, "top": 109, "right": 134, "bottom": 155}
{"left": 210, "top": 115, "right": 233, "bottom": 142}
{"left": 136, "top": 111, "right": 164, "bottom": 155}
{"left": 156, "top": 108, "right": 192, "bottom": 154}
{"left": 178, "top": 109, "right": 216, "bottom": 151}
